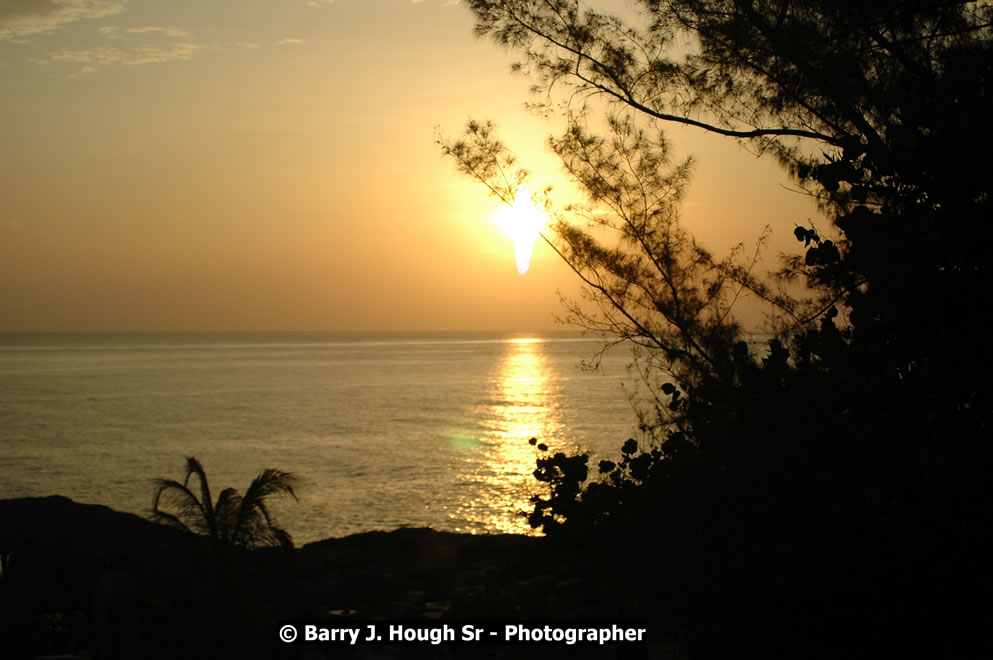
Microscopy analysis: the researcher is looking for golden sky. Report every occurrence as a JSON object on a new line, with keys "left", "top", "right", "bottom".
{"left": 0, "top": 0, "right": 821, "bottom": 332}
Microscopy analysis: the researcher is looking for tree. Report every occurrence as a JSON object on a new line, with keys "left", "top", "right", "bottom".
{"left": 442, "top": 114, "right": 765, "bottom": 417}
{"left": 457, "top": 0, "right": 993, "bottom": 388}
{"left": 442, "top": 1, "right": 993, "bottom": 655}
{"left": 151, "top": 457, "right": 299, "bottom": 551}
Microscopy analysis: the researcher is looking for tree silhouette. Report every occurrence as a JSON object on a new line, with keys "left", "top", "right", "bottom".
{"left": 443, "top": 1, "right": 993, "bottom": 655}
{"left": 151, "top": 457, "right": 298, "bottom": 551}
{"left": 441, "top": 113, "right": 774, "bottom": 437}
{"left": 460, "top": 0, "right": 993, "bottom": 405}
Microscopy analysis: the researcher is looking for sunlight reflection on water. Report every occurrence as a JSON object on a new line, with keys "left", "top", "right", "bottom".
{"left": 1, "top": 332, "right": 640, "bottom": 542}
{"left": 452, "top": 337, "right": 563, "bottom": 535}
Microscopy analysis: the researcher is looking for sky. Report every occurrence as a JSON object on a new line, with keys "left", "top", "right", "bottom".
{"left": 0, "top": 0, "right": 822, "bottom": 332}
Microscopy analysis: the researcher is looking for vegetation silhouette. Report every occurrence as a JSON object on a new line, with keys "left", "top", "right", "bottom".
{"left": 148, "top": 458, "right": 300, "bottom": 657}
{"left": 443, "top": 1, "right": 993, "bottom": 657}
{"left": 151, "top": 456, "right": 299, "bottom": 552}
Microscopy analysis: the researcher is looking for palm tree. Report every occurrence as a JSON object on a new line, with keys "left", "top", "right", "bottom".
{"left": 151, "top": 456, "right": 299, "bottom": 550}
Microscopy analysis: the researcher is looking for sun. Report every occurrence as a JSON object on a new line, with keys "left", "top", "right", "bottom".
{"left": 493, "top": 186, "right": 547, "bottom": 274}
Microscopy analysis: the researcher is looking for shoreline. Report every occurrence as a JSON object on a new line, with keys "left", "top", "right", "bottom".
{"left": 0, "top": 496, "right": 626, "bottom": 659}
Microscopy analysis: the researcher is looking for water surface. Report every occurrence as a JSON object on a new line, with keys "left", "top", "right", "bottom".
{"left": 0, "top": 332, "right": 641, "bottom": 543}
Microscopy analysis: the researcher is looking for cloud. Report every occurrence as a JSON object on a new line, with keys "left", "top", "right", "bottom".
{"left": 273, "top": 37, "right": 304, "bottom": 46}
{"left": 42, "top": 22, "right": 204, "bottom": 72}
{"left": 100, "top": 24, "right": 190, "bottom": 39}
{"left": 125, "top": 26, "right": 190, "bottom": 38}
{"left": 49, "top": 41, "right": 203, "bottom": 68}
{"left": 0, "top": 0, "right": 127, "bottom": 42}
{"left": 1, "top": 0, "right": 204, "bottom": 73}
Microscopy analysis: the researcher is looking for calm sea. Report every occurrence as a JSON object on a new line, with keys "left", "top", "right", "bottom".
{"left": 0, "top": 332, "right": 642, "bottom": 543}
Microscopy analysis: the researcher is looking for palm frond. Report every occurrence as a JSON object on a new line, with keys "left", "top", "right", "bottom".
{"left": 236, "top": 469, "right": 299, "bottom": 548}
{"left": 150, "top": 457, "right": 299, "bottom": 550}
{"left": 182, "top": 456, "right": 217, "bottom": 540}
{"left": 151, "top": 477, "right": 207, "bottom": 535}
{"left": 213, "top": 487, "right": 243, "bottom": 545}
{"left": 257, "top": 525, "right": 293, "bottom": 549}
{"left": 244, "top": 469, "right": 299, "bottom": 504}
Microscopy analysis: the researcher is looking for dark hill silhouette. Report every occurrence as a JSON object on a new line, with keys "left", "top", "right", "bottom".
{"left": 0, "top": 496, "right": 632, "bottom": 659}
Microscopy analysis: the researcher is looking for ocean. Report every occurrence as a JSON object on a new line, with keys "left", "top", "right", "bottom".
{"left": 0, "top": 332, "right": 643, "bottom": 544}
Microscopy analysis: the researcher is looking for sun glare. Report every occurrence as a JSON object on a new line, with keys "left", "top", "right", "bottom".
{"left": 493, "top": 186, "right": 547, "bottom": 274}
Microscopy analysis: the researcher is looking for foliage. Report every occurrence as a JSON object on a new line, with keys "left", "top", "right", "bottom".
{"left": 461, "top": 0, "right": 993, "bottom": 397}
{"left": 151, "top": 456, "right": 299, "bottom": 551}
{"left": 444, "top": 0, "right": 993, "bottom": 654}
{"left": 441, "top": 112, "right": 775, "bottom": 438}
